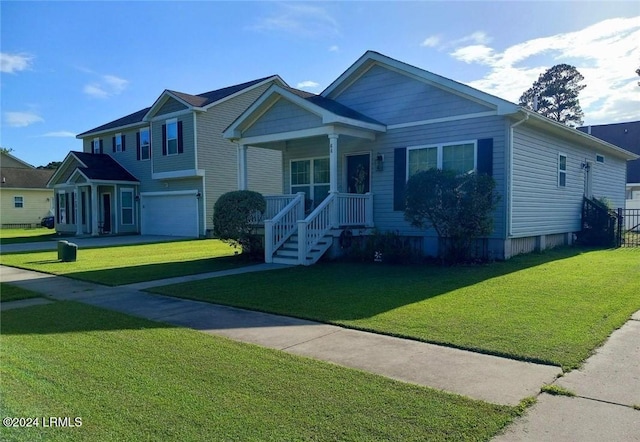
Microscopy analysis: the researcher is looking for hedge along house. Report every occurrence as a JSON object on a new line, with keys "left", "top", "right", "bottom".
{"left": 224, "top": 51, "right": 638, "bottom": 265}
{"left": 48, "top": 76, "right": 285, "bottom": 237}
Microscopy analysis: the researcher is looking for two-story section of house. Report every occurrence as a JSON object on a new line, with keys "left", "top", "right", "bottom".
{"left": 48, "top": 76, "right": 285, "bottom": 237}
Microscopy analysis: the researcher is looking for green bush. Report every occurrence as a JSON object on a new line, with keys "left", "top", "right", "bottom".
{"left": 213, "top": 191, "right": 266, "bottom": 259}
{"left": 404, "top": 169, "right": 499, "bottom": 263}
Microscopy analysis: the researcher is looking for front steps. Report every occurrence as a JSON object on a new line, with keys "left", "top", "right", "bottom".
{"left": 271, "top": 233, "right": 333, "bottom": 265}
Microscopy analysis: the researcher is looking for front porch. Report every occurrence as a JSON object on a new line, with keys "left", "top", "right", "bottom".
{"left": 260, "top": 192, "right": 374, "bottom": 265}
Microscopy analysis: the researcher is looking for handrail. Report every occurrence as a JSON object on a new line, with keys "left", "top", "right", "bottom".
{"left": 298, "top": 193, "right": 337, "bottom": 263}
{"left": 264, "top": 192, "right": 305, "bottom": 263}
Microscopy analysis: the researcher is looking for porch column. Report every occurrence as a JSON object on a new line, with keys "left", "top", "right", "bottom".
{"left": 237, "top": 144, "right": 248, "bottom": 190}
{"left": 75, "top": 187, "right": 82, "bottom": 235}
{"left": 91, "top": 184, "right": 99, "bottom": 236}
{"left": 328, "top": 134, "right": 339, "bottom": 193}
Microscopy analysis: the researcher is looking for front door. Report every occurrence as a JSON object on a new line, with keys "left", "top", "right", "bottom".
{"left": 102, "top": 193, "right": 111, "bottom": 233}
{"left": 346, "top": 153, "right": 371, "bottom": 194}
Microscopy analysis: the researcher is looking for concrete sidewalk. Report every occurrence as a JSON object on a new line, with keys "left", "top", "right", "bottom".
{"left": 0, "top": 264, "right": 561, "bottom": 407}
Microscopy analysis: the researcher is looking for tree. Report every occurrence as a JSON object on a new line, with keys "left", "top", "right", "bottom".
{"left": 37, "top": 161, "right": 62, "bottom": 170}
{"left": 212, "top": 190, "right": 266, "bottom": 259}
{"left": 0, "top": 147, "right": 14, "bottom": 154}
{"left": 519, "top": 64, "right": 586, "bottom": 127}
{"left": 404, "top": 169, "right": 499, "bottom": 263}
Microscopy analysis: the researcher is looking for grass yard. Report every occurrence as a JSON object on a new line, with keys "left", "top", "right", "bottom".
{"left": 0, "top": 302, "right": 521, "bottom": 441}
{"left": 0, "top": 239, "right": 248, "bottom": 286}
{"left": 0, "top": 228, "right": 56, "bottom": 245}
{"left": 0, "top": 283, "right": 43, "bottom": 303}
{"left": 150, "top": 247, "right": 640, "bottom": 370}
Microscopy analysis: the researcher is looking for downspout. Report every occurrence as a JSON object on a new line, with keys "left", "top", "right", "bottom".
{"left": 507, "top": 111, "right": 529, "bottom": 238}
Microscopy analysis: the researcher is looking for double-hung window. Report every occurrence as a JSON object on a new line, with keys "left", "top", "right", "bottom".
{"left": 121, "top": 189, "right": 134, "bottom": 225}
{"left": 139, "top": 128, "right": 150, "bottom": 160}
{"left": 290, "top": 157, "right": 330, "bottom": 205}
{"left": 166, "top": 119, "right": 178, "bottom": 155}
{"left": 14, "top": 196, "right": 23, "bottom": 208}
{"left": 408, "top": 141, "right": 476, "bottom": 177}
{"left": 558, "top": 154, "right": 567, "bottom": 187}
{"left": 92, "top": 138, "right": 101, "bottom": 154}
{"left": 114, "top": 133, "right": 123, "bottom": 152}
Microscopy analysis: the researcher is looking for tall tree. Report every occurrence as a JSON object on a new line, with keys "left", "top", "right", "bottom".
{"left": 519, "top": 64, "right": 586, "bottom": 127}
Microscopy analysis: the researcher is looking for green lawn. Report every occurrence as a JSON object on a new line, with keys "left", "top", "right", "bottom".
{"left": 0, "top": 239, "right": 249, "bottom": 286}
{"left": 0, "top": 302, "right": 521, "bottom": 441}
{"left": 0, "top": 283, "right": 42, "bottom": 303}
{"left": 150, "top": 247, "right": 640, "bottom": 370}
{"left": 0, "top": 228, "right": 56, "bottom": 244}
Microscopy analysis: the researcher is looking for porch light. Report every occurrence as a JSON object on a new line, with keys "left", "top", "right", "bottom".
{"left": 196, "top": 191, "right": 202, "bottom": 199}
{"left": 134, "top": 195, "right": 140, "bottom": 202}
{"left": 375, "top": 153, "right": 384, "bottom": 172}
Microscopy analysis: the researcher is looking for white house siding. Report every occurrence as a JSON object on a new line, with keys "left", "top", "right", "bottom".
{"left": 511, "top": 124, "right": 627, "bottom": 239}
{"left": 243, "top": 99, "right": 323, "bottom": 137}
{"left": 331, "top": 64, "right": 494, "bottom": 125}
{"left": 196, "top": 81, "right": 282, "bottom": 231}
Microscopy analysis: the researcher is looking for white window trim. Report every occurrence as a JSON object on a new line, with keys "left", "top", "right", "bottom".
{"left": 558, "top": 153, "right": 567, "bottom": 188}
{"left": 93, "top": 137, "right": 100, "bottom": 154}
{"left": 289, "top": 156, "right": 330, "bottom": 200}
{"left": 115, "top": 133, "right": 123, "bottom": 152}
{"left": 120, "top": 188, "right": 135, "bottom": 225}
{"left": 406, "top": 139, "right": 477, "bottom": 179}
{"left": 166, "top": 118, "right": 178, "bottom": 156}
{"left": 14, "top": 196, "right": 24, "bottom": 208}
{"left": 140, "top": 127, "right": 151, "bottom": 161}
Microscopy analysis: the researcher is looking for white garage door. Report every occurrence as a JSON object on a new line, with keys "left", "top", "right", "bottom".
{"left": 140, "top": 193, "right": 199, "bottom": 237}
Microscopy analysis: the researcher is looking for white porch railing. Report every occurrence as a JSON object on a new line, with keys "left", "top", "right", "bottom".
{"left": 264, "top": 193, "right": 305, "bottom": 263}
{"left": 250, "top": 194, "right": 300, "bottom": 225}
{"left": 265, "top": 192, "right": 374, "bottom": 264}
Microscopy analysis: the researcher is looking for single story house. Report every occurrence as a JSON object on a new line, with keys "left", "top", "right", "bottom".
{"left": 48, "top": 76, "right": 285, "bottom": 237}
{"left": 578, "top": 121, "right": 640, "bottom": 208}
{"left": 223, "top": 51, "right": 638, "bottom": 265}
{"left": 1, "top": 151, "right": 55, "bottom": 228}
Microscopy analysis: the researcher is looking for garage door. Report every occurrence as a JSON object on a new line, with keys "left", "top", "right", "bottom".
{"left": 140, "top": 193, "right": 199, "bottom": 237}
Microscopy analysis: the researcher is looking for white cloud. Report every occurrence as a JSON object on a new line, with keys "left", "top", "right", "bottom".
{"left": 249, "top": 3, "right": 340, "bottom": 38}
{"left": 42, "top": 131, "right": 76, "bottom": 138}
{"left": 83, "top": 74, "right": 129, "bottom": 99}
{"left": 329, "top": 45, "right": 340, "bottom": 52}
{"left": 5, "top": 111, "right": 44, "bottom": 127}
{"left": 297, "top": 80, "right": 320, "bottom": 90}
{"left": 420, "top": 35, "right": 441, "bottom": 48}
{"left": 450, "top": 16, "right": 640, "bottom": 124}
{"left": 0, "top": 52, "right": 33, "bottom": 73}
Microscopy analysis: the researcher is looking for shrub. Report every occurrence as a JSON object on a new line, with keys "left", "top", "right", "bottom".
{"left": 213, "top": 191, "right": 266, "bottom": 259}
{"left": 404, "top": 169, "right": 499, "bottom": 263}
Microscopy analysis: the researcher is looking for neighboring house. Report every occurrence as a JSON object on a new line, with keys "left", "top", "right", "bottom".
{"left": 1, "top": 151, "right": 55, "bottom": 228}
{"left": 48, "top": 77, "right": 285, "bottom": 237}
{"left": 224, "top": 51, "right": 638, "bottom": 265}
{"left": 577, "top": 121, "right": 640, "bottom": 208}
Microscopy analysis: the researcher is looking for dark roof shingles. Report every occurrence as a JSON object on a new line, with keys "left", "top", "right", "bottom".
{"left": 0, "top": 168, "right": 55, "bottom": 189}
{"left": 72, "top": 152, "right": 138, "bottom": 182}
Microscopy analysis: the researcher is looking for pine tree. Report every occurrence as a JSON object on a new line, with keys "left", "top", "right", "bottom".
{"left": 519, "top": 64, "right": 586, "bottom": 127}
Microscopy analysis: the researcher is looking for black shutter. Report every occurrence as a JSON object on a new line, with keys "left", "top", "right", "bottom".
{"left": 393, "top": 147, "right": 407, "bottom": 211}
{"left": 99, "top": 139, "right": 103, "bottom": 154}
{"left": 122, "top": 134, "right": 126, "bottom": 151}
{"left": 477, "top": 138, "right": 493, "bottom": 176}
{"left": 136, "top": 132, "right": 141, "bottom": 160}
{"left": 162, "top": 124, "right": 167, "bottom": 156}
{"left": 177, "top": 121, "right": 184, "bottom": 154}
{"left": 112, "top": 136, "right": 116, "bottom": 152}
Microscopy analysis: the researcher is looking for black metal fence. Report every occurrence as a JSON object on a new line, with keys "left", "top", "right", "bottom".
{"left": 616, "top": 208, "right": 640, "bottom": 248}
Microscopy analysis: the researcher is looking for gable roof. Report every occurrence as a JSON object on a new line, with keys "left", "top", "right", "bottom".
{"left": 77, "top": 76, "right": 286, "bottom": 139}
{"left": 1, "top": 151, "right": 35, "bottom": 169}
{"left": 144, "top": 75, "right": 285, "bottom": 120}
{"left": 1, "top": 167, "right": 54, "bottom": 189}
{"left": 224, "top": 84, "right": 385, "bottom": 140}
{"left": 322, "top": 50, "right": 519, "bottom": 115}
{"left": 48, "top": 151, "right": 138, "bottom": 186}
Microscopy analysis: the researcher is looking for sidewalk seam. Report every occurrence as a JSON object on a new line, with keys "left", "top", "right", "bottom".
{"left": 280, "top": 329, "right": 344, "bottom": 351}
{"left": 571, "top": 394, "right": 639, "bottom": 410}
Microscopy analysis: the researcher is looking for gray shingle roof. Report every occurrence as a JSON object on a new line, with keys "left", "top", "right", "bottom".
{"left": 72, "top": 152, "right": 138, "bottom": 182}
{"left": 1, "top": 167, "right": 55, "bottom": 189}
{"left": 78, "top": 76, "right": 278, "bottom": 138}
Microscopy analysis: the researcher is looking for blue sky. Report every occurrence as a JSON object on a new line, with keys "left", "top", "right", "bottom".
{"left": 1, "top": 1, "right": 639, "bottom": 167}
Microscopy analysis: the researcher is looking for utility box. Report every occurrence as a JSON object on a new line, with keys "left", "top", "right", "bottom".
{"left": 58, "top": 241, "right": 78, "bottom": 262}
